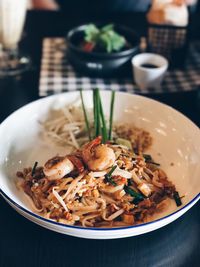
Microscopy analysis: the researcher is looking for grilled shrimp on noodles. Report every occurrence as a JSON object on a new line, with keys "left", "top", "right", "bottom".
{"left": 82, "top": 136, "right": 115, "bottom": 171}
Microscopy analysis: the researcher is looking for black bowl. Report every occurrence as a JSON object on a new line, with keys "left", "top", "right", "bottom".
{"left": 66, "top": 23, "right": 140, "bottom": 77}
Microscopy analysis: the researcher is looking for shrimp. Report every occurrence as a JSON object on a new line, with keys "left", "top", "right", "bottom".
{"left": 43, "top": 154, "right": 85, "bottom": 180}
{"left": 43, "top": 156, "right": 74, "bottom": 180}
{"left": 82, "top": 136, "right": 116, "bottom": 171}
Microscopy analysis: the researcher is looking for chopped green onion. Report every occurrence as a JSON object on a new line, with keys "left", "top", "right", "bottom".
{"left": 124, "top": 185, "right": 144, "bottom": 200}
{"left": 107, "top": 165, "right": 117, "bottom": 177}
{"left": 132, "top": 198, "right": 144, "bottom": 205}
{"left": 105, "top": 165, "right": 117, "bottom": 186}
{"left": 143, "top": 154, "right": 152, "bottom": 161}
{"left": 143, "top": 154, "right": 160, "bottom": 166}
{"left": 173, "top": 191, "right": 182, "bottom": 207}
{"left": 80, "top": 90, "right": 91, "bottom": 140}
{"left": 146, "top": 161, "right": 160, "bottom": 166}
{"left": 97, "top": 89, "right": 108, "bottom": 143}
{"left": 107, "top": 178, "right": 117, "bottom": 186}
{"left": 109, "top": 91, "right": 115, "bottom": 140}
{"left": 31, "top": 161, "right": 38, "bottom": 176}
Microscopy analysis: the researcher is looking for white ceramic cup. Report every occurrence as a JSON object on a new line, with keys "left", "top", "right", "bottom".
{"left": 132, "top": 53, "right": 168, "bottom": 90}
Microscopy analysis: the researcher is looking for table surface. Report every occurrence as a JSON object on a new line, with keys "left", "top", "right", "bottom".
{"left": 0, "top": 11, "right": 199, "bottom": 267}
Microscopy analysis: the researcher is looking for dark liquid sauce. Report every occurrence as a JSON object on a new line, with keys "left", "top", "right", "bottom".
{"left": 141, "top": 63, "right": 159, "bottom": 68}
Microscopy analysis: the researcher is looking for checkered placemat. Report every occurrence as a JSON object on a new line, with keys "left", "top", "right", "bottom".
{"left": 39, "top": 38, "right": 200, "bottom": 96}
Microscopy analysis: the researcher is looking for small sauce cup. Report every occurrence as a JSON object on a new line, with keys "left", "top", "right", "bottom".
{"left": 132, "top": 53, "right": 168, "bottom": 90}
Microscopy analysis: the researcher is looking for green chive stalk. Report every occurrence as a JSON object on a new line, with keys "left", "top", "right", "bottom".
{"left": 97, "top": 89, "right": 108, "bottom": 143}
{"left": 80, "top": 89, "right": 91, "bottom": 140}
{"left": 109, "top": 91, "right": 115, "bottom": 140}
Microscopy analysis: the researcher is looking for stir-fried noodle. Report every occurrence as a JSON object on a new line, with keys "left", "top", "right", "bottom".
{"left": 16, "top": 104, "right": 180, "bottom": 227}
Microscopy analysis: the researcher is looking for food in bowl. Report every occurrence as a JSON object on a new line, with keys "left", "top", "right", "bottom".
{"left": 81, "top": 24, "right": 130, "bottom": 53}
{"left": 0, "top": 90, "right": 199, "bottom": 238}
{"left": 16, "top": 90, "right": 182, "bottom": 228}
{"left": 67, "top": 23, "right": 139, "bottom": 77}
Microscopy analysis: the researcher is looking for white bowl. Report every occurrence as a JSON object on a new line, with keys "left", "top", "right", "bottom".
{"left": 0, "top": 91, "right": 199, "bottom": 239}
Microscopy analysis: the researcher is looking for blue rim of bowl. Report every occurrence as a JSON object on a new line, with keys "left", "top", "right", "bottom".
{"left": 0, "top": 189, "right": 199, "bottom": 231}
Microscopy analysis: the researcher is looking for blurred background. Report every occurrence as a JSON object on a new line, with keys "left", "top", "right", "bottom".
{"left": 0, "top": 1, "right": 200, "bottom": 267}
{"left": 29, "top": 0, "right": 199, "bottom": 12}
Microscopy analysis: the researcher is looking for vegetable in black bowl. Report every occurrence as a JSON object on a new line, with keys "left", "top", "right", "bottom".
{"left": 80, "top": 24, "right": 129, "bottom": 53}
{"left": 67, "top": 23, "right": 140, "bottom": 77}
